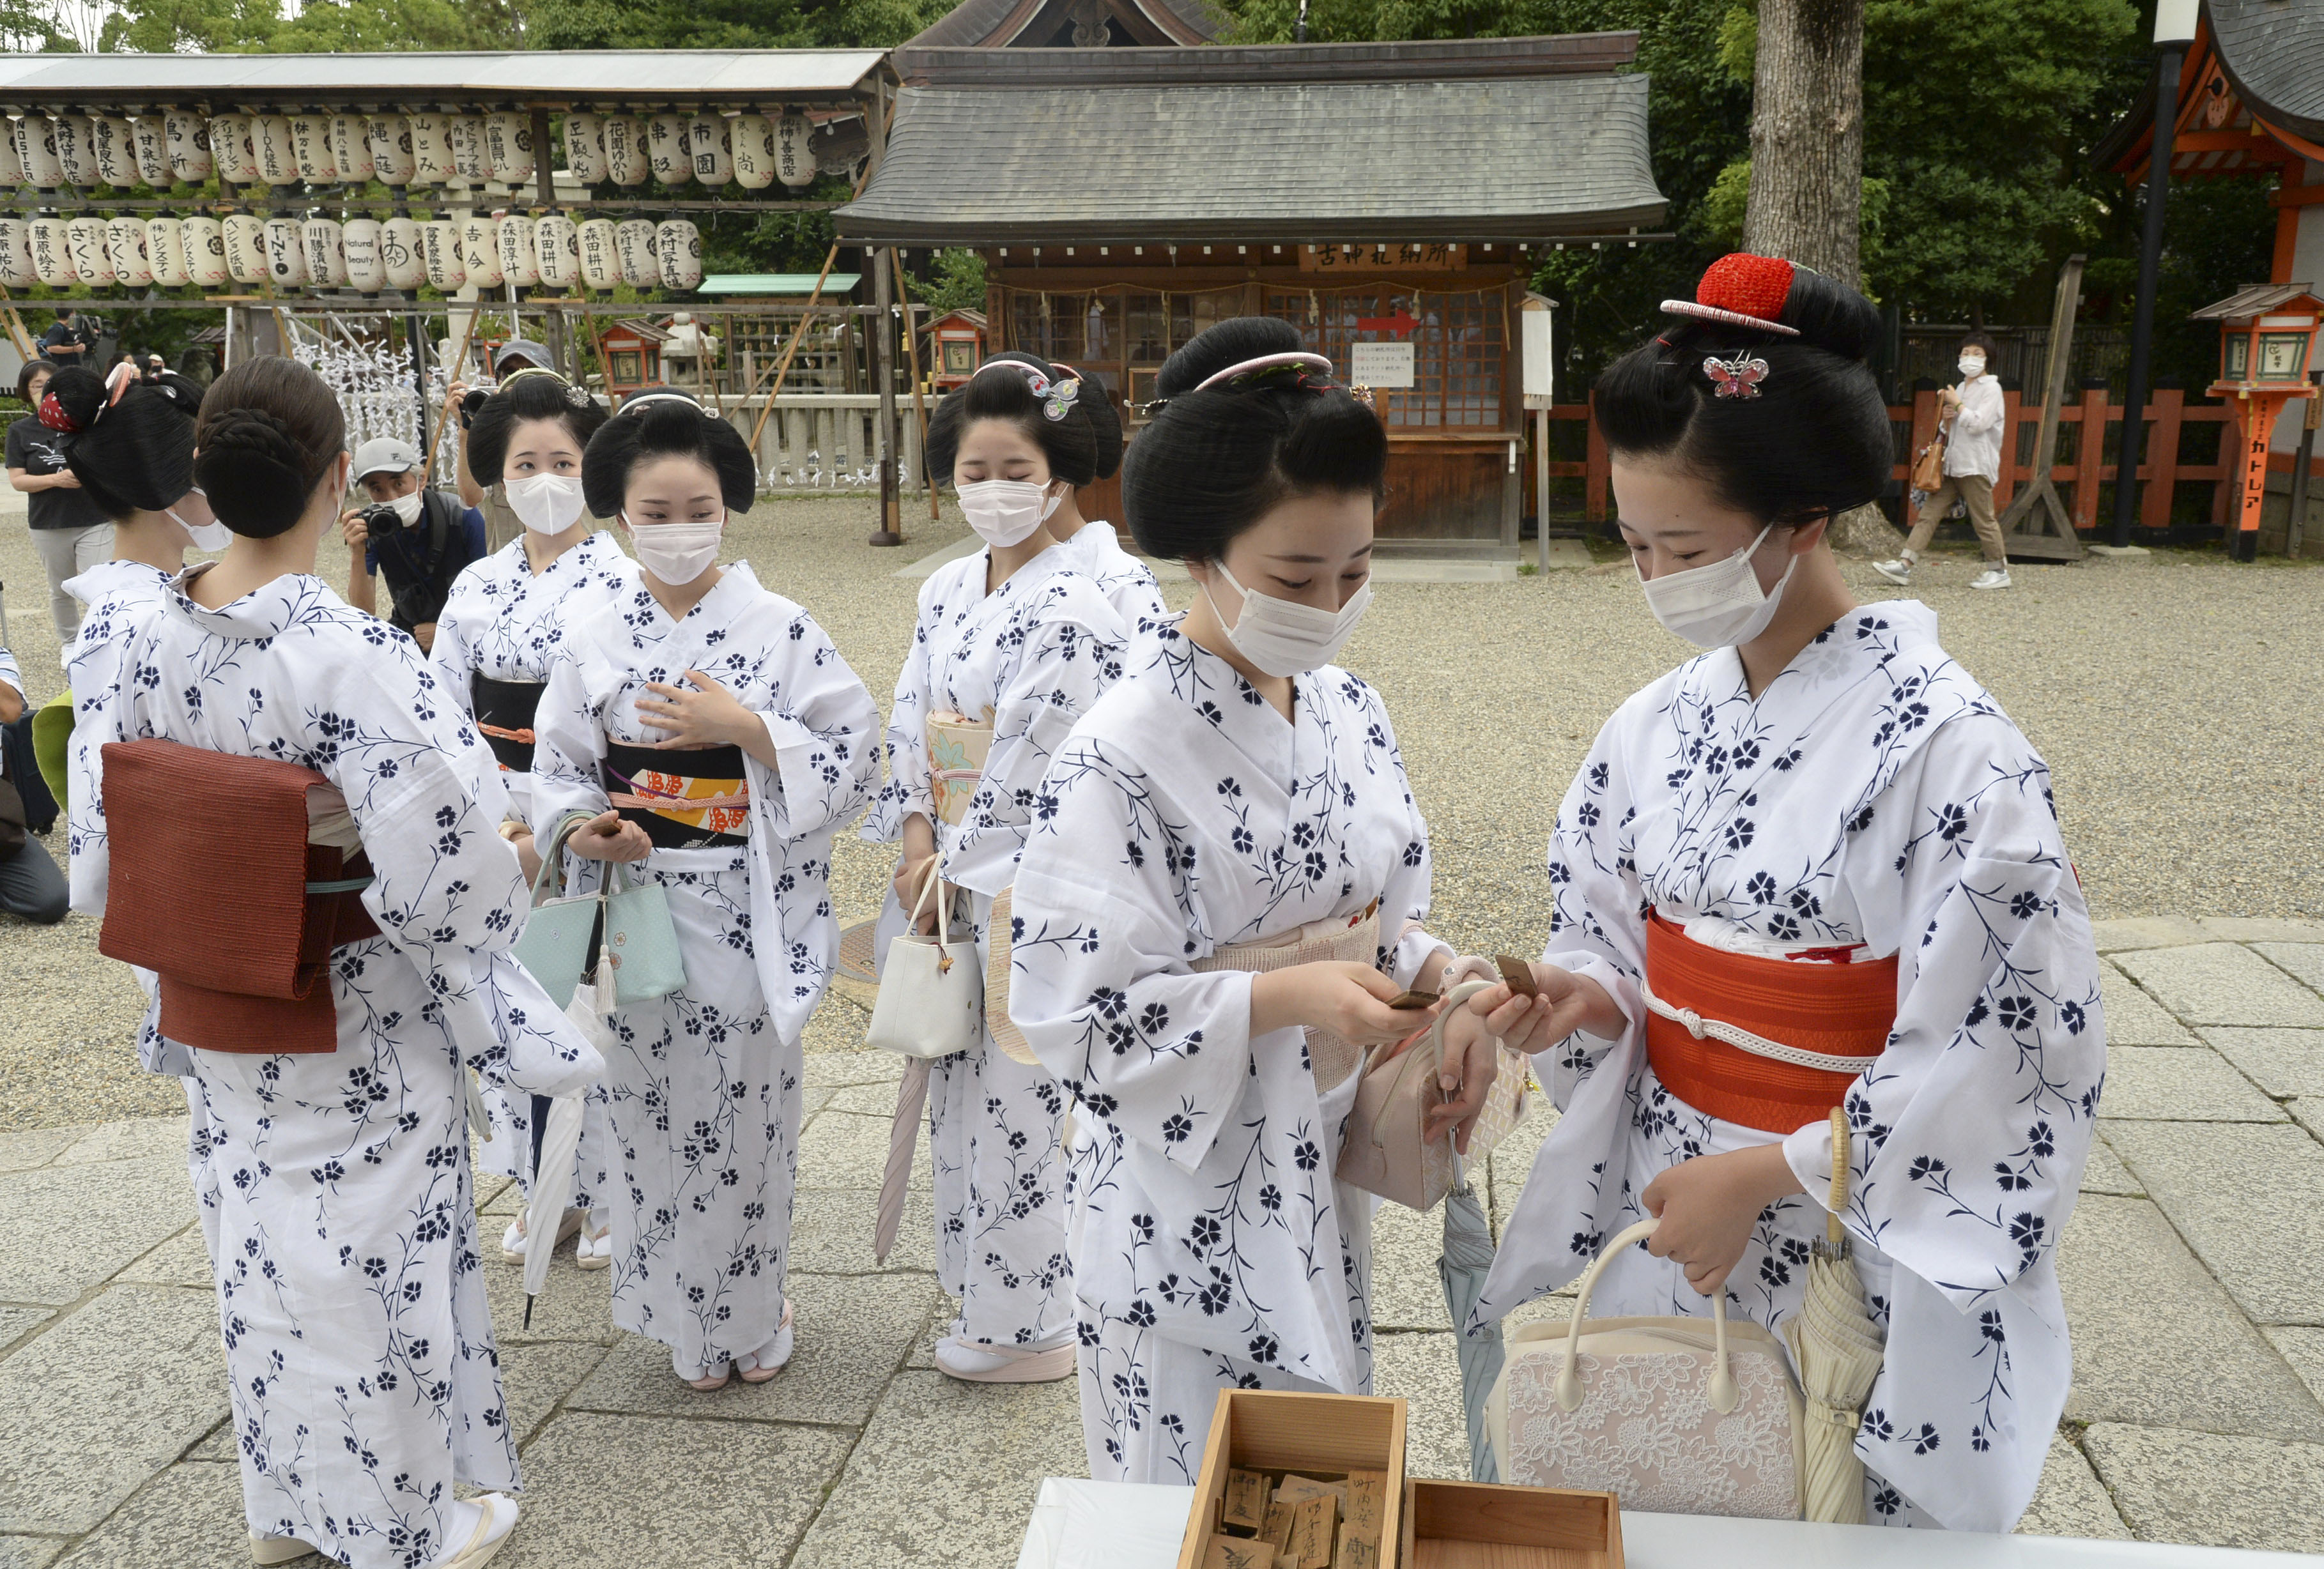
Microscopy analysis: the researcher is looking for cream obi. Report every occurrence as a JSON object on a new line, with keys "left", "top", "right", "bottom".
{"left": 928, "top": 709, "right": 992, "bottom": 827}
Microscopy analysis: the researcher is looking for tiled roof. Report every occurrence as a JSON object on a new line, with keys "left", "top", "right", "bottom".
{"left": 2210, "top": 0, "right": 2324, "bottom": 141}
{"left": 837, "top": 74, "right": 1665, "bottom": 245}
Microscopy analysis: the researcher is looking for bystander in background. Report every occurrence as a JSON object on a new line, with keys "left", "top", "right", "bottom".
{"left": 339, "top": 436, "right": 486, "bottom": 654}
{"left": 6, "top": 360, "right": 113, "bottom": 642}
{"left": 1875, "top": 332, "right": 2012, "bottom": 590}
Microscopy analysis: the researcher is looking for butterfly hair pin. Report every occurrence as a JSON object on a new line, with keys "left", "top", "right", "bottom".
{"left": 1703, "top": 353, "right": 1770, "bottom": 399}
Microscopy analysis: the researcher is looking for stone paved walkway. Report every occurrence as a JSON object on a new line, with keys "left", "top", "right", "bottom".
{"left": 3, "top": 917, "right": 2323, "bottom": 1566}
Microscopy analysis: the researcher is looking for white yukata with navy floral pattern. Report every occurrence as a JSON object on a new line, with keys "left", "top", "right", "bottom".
{"left": 1476, "top": 601, "right": 2105, "bottom": 1533}
{"left": 863, "top": 540, "right": 1128, "bottom": 1351}
{"left": 1060, "top": 519, "right": 1170, "bottom": 635}
{"left": 431, "top": 530, "right": 637, "bottom": 1220}
{"left": 1008, "top": 620, "right": 1451, "bottom": 1483}
{"left": 87, "top": 566, "right": 603, "bottom": 1569}
{"left": 530, "top": 562, "right": 879, "bottom": 1379}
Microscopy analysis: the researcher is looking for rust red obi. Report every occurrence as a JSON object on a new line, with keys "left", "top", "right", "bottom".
{"left": 1641, "top": 911, "right": 1897, "bottom": 1134}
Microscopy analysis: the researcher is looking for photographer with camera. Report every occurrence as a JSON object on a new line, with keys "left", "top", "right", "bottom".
{"left": 339, "top": 437, "right": 486, "bottom": 654}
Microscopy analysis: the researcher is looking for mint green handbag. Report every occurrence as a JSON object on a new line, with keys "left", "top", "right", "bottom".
{"left": 511, "top": 813, "right": 602, "bottom": 1009}
{"left": 602, "top": 857, "right": 686, "bottom": 1005}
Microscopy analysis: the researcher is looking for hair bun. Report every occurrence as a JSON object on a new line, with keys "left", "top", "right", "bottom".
{"left": 43, "top": 366, "right": 107, "bottom": 431}
{"left": 194, "top": 408, "right": 320, "bottom": 539}
{"left": 1155, "top": 317, "right": 1305, "bottom": 400}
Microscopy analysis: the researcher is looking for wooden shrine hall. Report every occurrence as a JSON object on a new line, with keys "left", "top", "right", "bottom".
{"left": 837, "top": 16, "right": 1666, "bottom": 553}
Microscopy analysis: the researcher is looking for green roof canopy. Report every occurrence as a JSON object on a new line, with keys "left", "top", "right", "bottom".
{"left": 700, "top": 273, "right": 863, "bottom": 296}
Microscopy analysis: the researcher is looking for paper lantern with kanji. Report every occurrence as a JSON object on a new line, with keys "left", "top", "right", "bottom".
{"left": 615, "top": 219, "right": 660, "bottom": 287}
{"left": 655, "top": 220, "right": 702, "bottom": 291}
{"left": 290, "top": 115, "right": 337, "bottom": 183}
{"left": 535, "top": 213, "right": 579, "bottom": 289}
{"left": 302, "top": 218, "right": 347, "bottom": 287}
{"left": 28, "top": 218, "right": 72, "bottom": 286}
{"left": 183, "top": 216, "right": 228, "bottom": 287}
{"left": 54, "top": 115, "right": 95, "bottom": 187}
{"left": 0, "top": 221, "right": 32, "bottom": 290}
{"left": 381, "top": 217, "right": 424, "bottom": 289}
{"left": 0, "top": 126, "right": 22, "bottom": 188}
{"left": 66, "top": 217, "right": 114, "bottom": 285}
{"left": 130, "top": 117, "right": 171, "bottom": 187}
{"left": 562, "top": 113, "right": 606, "bottom": 185}
{"left": 369, "top": 116, "right": 415, "bottom": 186}
{"left": 604, "top": 115, "right": 648, "bottom": 187}
{"left": 775, "top": 112, "right": 813, "bottom": 188}
{"left": 645, "top": 114, "right": 691, "bottom": 186}
{"left": 164, "top": 112, "right": 212, "bottom": 183}
{"left": 689, "top": 114, "right": 732, "bottom": 185}
{"left": 408, "top": 114, "right": 453, "bottom": 185}
{"left": 341, "top": 218, "right": 383, "bottom": 292}
{"left": 146, "top": 217, "right": 189, "bottom": 287}
{"left": 208, "top": 114, "right": 256, "bottom": 185}
{"left": 91, "top": 116, "right": 137, "bottom": 188}
{"left": 330, "top": 115, "right": 373, "bottom": 183}
{"left": 422, "top": 220, "right": 465, "bottom": 290}
{"left": 253, "top": 116, "right": 298, "bottom": 187}
{"left": 496, "top": 215, "right": 538, "bottom": 287}
{"left": 263, "top": 217, "right": 306, "bottom": 286}
{"left": 730, "top": 114, "right": 776, "bottom": 190}
{"left": 449, "top": 115, "right": 488, "bottom": 183}
{"left": 460, "top": 215, "right": 502, "bottom": 286}
{"left": 222, "top": 214, "right": 267, "bottom": 284}
{"left": 577, "top": 218, "right": 620, "bottom": 290}
{"left": 486, "top": 113, "right": 534, "bottom": 187}
{"left": 17, "top": 118, "right": 61, "bottom": 188}
{"left": 106, "top": 217, "right": 153, "bottom": 286}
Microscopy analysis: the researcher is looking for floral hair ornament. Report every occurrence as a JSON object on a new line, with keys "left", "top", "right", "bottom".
{"left": 1704, "top": 353, "right": 1770, "bottom": 399}
{"left": 1660, "top": 252, "right": 1803, "bottom": 339}
{"left": 1193, "top": 350, "right": 1337, "bottom": 394}
{"left": 36, "top": 390, "right": 79, "bottom": 432}
{"left": 972, "top": 356, "right": 1083, "bottom": 421}
{"left": 498, "top": 363, "right": 594, "bottom": 408}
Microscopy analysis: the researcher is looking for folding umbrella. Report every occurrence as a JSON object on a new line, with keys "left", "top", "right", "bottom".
{"left": 874, "top": 1059, "right": 930, "bottom": 1265}
{"left": 523, "top": 951, "right": 615, "bottom": 1328}
{"left": 1781, "top": 1108, "right": 1887, "bottom": 1524}
{"left": 1438, "top": 1145, "right": 1507, "bottom": 1483}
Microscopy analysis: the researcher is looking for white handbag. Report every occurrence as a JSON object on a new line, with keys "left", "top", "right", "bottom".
{"left": 1486, "top": 1217, "right": 1806, "bottom": 1519}
{"left": 865, "top": 862, "right": 983, "bottom": 1060}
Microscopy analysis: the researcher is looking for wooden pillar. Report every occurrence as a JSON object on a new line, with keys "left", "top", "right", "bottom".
{"left": 2141, "top": 387, "right": 2185, "bottom": 532}
{"left": 870, "top": 253, "right": 902, "bottom": 544}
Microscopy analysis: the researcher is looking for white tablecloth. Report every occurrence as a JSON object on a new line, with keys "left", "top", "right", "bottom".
{"left": 1013, "top": 1478, "right": 2315, "bottom": 1569}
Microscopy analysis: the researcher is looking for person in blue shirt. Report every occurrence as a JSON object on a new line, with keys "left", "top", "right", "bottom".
{"left": 338, "top": 436, "right": 487, "bottom": 653}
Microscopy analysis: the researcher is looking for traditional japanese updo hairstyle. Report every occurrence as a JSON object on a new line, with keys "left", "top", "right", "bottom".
{"left": 192, "top": 356, "right": 348, "bottom": 540}
{"left": 1594, "top": 253, "right": 1890, "bottom": 526}
{"left": 465, "top": 366, "right": 609, "bottom": 487}
{"left": 923, "top": 351, "right": 1102, "bottom": 487}
{"left": 1056, "top": 358, "right": 1124, "bottom": 481}
{"left": 1121, "top": 316, "right": 1387, "bottom": 562}
{"left": 47, "top": 365, "right": 203, "bottom": 519}
{"left": 581, "top": 387, "right": 757, "bottom": 518}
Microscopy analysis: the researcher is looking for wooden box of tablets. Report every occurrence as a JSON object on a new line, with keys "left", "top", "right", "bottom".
{"left": 1397, "top": 1478, "right": 1623, "bottom": 1568}
{"left": 1176, "top": 1389, "right": 1406, "bottom": 1569}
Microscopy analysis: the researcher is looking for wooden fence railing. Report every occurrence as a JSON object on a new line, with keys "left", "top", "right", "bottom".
{"left": 1537, "top": 387, "right": 2314, "bottom": 535}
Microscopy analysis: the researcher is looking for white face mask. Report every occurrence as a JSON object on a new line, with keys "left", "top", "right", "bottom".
{"left": 1958, "top": 356, "right": 1986, "bottom": 379}
{"left": 624, "top": 513, "right": 723, "bottom": 584}
{"left": 387, "top": 489, "right": 425, "bottom": 526}
{"left": 957, "top": 478, "right": 1061, "bottom": 548}
{"left": 1637, "top": 523, "right": 1797, "bottom": 650}
{"left": 506, "top": 472, "right": 586, "bottom": 535}
{"left": 168, "top": 487, "right": 231, "bottom": 551}
{"left": 1203, "top": 560, "right": 1373, "bottom": 678}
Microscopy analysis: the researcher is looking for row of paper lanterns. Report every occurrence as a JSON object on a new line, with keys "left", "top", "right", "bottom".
{"left": 0, "top": 213, "right": 705, "bottom": 292}
{"left": 1, "top": 109, "right": 820, "bottom": 192}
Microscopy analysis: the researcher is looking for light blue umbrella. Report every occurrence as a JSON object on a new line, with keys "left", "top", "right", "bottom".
{"left": 1439, "top": 1147, "right": 1505, "bottom": 1482}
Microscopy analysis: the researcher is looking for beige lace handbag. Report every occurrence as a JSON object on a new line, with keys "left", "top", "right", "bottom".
{"left": 1486, "top": 1216, "right": 1806, "bottom": 1518}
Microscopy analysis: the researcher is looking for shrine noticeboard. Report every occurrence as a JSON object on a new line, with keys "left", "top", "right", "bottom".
{"left": 1350, "top": 341, "right": 1416, "bottom": 389}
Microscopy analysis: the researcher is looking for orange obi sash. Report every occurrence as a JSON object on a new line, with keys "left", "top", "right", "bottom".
{"left": 1642, "top": 912, "right": 1896, "bottom": 1134}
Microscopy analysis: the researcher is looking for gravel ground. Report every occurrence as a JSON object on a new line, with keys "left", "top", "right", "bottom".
{"left": 4, "top": 495, "right": 2320, "bottom": 1129}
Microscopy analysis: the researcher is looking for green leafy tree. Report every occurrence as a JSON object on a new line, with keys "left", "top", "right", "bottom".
{"left": 525, "top": 0, "right": 951, "bottom": 49}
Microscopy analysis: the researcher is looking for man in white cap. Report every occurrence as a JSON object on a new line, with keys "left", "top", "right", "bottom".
{"left": 338, "top": 436, "right": 487, "bottom": 654}
{"left": 452, "top": 339, "right": 558, "bottom": 551}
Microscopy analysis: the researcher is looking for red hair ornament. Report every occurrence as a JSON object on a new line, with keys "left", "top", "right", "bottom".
{"left": 1659, "top": 252, "right": 1803, "bottom": 339}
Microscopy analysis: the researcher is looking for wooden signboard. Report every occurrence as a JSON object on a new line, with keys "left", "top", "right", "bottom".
{"left": 1301, "top": 244, "right": 1466, "bottom": 273}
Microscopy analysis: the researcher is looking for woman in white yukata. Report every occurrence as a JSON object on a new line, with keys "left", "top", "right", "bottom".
{"left": 1038, "top": 358, "right": 1169, "bottom": 632}
{"left": 89, "top": 356, "right": 604, "bottom": 1569}
{"left": 530, "top": 388, "right": 881, "bottom": 1390}
{"left": 1459, "top": 255, "right": 2106, "bottom": 1532}
{"left": 1006, "top": 318, "right": 1514, "bottom": 1481}
{"left": 863, "top": 351, "right": 1131, "bottom": 1383}
{"left": 430, "top": 368, "right": 631, "bottom": 1274}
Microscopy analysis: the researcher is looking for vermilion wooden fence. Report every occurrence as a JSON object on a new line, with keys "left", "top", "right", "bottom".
{"left": 1539, "top": 388, "right": 2294, "bottom": 535}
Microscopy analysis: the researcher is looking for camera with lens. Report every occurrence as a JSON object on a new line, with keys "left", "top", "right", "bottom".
{"left": 459, "top": 386, "right": 491, "bottom": 429}
{"left": 360, "top": 503, "right": 406, "bottom": 540}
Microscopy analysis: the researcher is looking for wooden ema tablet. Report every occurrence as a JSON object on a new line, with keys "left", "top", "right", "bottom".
{"left": 1224, "top": 1469, "right": 1269, "bottom": 1532}
{"left": 1262, "top": 1499, "right": 1296, "bottom": 1558}
{"left": 1176, "top": 1390, "right": 1406, "bottom": 1569}
{"left": 1289, "top": 1492, "right": 1338, "bottom": 1569}
{"left": 1344, "top": 1471, "right": 1387, "bottom": 1541}
{"left": 1202, "top": 1540, "right": 1275, "bottom": 1569}
{"left": 1399, "top": 1478, "right": 1624, "bottom": 1569}
{"left": 1335, "top": 1522, "right": 1382, "bottom": 1569}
